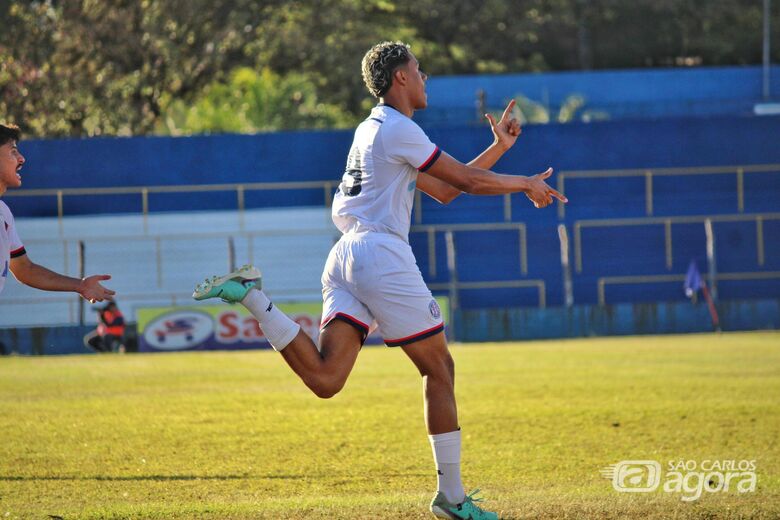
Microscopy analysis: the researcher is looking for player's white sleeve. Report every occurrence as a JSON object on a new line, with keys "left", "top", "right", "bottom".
{"left": 383, "top": 118, "right": 441, "bottom": 172}
{"left": 1, "top": 202, "right": 24, "bottom": 257}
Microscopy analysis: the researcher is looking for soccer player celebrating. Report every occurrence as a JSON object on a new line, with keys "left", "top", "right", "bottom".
{"left": 194, "top": 42, "right": 566, "bottom": 519}
{"left": 0, "top": 123, "right": 115, "bottom": 302}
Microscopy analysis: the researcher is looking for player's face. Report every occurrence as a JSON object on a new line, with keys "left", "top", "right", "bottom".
{"left": 0, "top": 140, "right": 24, "bottom": 191}
{"left": 404, "top": 54, "right": 428, "bottom": 109}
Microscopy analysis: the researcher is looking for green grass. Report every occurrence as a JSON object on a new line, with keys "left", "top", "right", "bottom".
{"left": 0, "top": 331, "right": 779, "bottom": 519}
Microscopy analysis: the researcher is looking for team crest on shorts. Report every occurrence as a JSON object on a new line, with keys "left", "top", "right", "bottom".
{"left": 429, "top": 299, "right": 441, "bottom": 319}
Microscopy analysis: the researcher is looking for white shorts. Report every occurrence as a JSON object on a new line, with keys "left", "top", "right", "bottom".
{"left": 321, "top": 232, "right": 444, "bottom": 346}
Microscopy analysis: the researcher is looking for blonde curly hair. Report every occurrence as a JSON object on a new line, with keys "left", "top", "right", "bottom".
{"left": 361, "top": 41, "right": 412, "bottom": 98}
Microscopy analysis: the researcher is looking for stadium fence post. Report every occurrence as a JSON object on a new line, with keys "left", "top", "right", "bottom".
{"left": 444, "top": 231, "right": 458, "bottom": 341}
{"left": 228, "top": 236, "right": 236, "bottom": 272}
{"left": 558, "top": 224, "right": 574, "bottom": 307}
{"left": 78, "top": 240, "right": 85, "bottom": 326}
{"left": 705, "top": 219, "right": 718, "bottom": 301}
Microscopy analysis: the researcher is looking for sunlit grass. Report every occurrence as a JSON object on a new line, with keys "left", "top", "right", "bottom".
{"left": 0, "top": 331, "right": 778, "bottom": 519}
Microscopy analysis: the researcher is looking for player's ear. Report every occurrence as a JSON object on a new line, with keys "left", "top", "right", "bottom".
{"left": 393, "top": 66, "right": 407, "bottom": 86}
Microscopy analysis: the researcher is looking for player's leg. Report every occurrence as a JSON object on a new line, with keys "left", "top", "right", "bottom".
{"left": 278, "top": 319, "right": 363, "bottom": 398}
{"left": 401, "top": 331, "right": 463, "bottom": 508}
{"left": 402, "top": 332, "right": 498, "bottom": 520}
{"left": 362, "top": 238, "right": 497, "bottom": 520}
{"left": 401, "top": 330, "right": 457, "bottom": 434}
{"left": 193, "top": 265, "right": 364, "bottom": 398}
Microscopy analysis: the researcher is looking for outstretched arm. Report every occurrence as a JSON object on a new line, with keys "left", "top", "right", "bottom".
{"left": 417, "top": 99, "right": 524, "bottom": 204}
{"left": 425, "top": 153, "right": 566, "bottom": 209}
{"left": 10, "top": 254, "right": 115, "bottom": 303}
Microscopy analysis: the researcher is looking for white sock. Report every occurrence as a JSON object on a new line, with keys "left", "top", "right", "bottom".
{"left": 241, "top": 288, "right": 300, "bottom": 352}
{"left": 429, "top": 429, "right": 465, "bottom": 504}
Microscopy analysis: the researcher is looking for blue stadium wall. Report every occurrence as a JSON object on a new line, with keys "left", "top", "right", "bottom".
{"left": 12, "top": 114, "right": 780, "bottom": 215}
{"left": 9, "top": 113, "right": 780, "bottom": 310}
{"left": 417, "top": 65, "right": 780, "bottom": 126}
{"left": 1, "top": 299, "right": 777, "bottom": 355}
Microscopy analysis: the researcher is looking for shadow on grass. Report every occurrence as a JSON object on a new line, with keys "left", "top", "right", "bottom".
{"left": 0, "top": 474, "right": 305, "bottom": 481}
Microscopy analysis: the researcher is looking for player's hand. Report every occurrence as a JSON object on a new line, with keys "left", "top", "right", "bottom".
{"left": 78, "top": 274, "right": 116, "bottom": 303}
{"left": 485, "top": 99, "right": 522, "bottom": 151}
{"left": 525, "top": 168, "right": 567, "bottom": 209}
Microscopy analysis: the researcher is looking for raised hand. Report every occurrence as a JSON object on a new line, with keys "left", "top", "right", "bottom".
{"left": 485, "top": 99, "right": 522, "bottom": 151}
{"left": 78, "top": 274, "right": 116, "bottom": 303}
{"left": 526, "top": 168, "right": 567, "bottom": 209}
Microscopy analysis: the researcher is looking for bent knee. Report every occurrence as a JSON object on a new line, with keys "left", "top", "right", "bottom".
{"left": 420, "top": 352, "right": 455, "bottom": 382}
{"left": 309, "top": 376, "right": 346, "bottom": 399}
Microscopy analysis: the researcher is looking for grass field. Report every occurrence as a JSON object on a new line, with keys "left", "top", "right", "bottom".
{"left": 1, "top": 331, "right": 779, "bottom": 519}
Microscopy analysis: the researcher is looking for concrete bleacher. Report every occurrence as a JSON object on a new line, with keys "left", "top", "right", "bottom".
{"left": 2, "top": 162, "right": 778, "bottom": 327}
{"left": 0, "top": 207, "right": 336, "bottom": 327}
{"left": 409, "top": 165, "right": 780, "bottom": 308}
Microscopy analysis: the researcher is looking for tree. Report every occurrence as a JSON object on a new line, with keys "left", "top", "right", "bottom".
{"left": 1, "top": 0, "right": 269, "bottom": 136}
{"left": 159, "top": 67, "right": 356, "bottom": 134}
{"left": 1, "top": 0, "right": 777, "bottom": 137}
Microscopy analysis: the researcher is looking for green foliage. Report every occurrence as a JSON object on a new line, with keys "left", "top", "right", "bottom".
{"left": 500, "top": 93, "right": 594, "bottom": 125}
{"left": 1, "top": 0, "right": 267, "bottom": 136}
{"left": 512, "top": 95, "right": 551, "bottom": 124}
{"left": 557, "top": 94, "right": 586, "bottom": 123}
{"left": 1, "top": 0, "right": 777, "bottom": 137}
{"left": 0, "top": 332, "right": 778, "bottom": 518}
{"left": 159, "top": 67, "right": 357, "bottom": 135}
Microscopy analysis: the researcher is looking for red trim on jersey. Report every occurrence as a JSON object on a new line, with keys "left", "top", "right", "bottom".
{"left": 321, "top": 312, "right": 370, "bottom": 335}
{"left": 9, "top": 246, "right": 26, "bottom": 258}
{"left": 418, "top": 147, "right": 441, "bottom": 172}
{"left": 385, "top": 323, "right": 445, "bottom": 347}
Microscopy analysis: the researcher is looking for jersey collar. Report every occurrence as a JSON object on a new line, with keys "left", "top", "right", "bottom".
{"left": 377, "top": 102, "right": 400, "bottom": 113}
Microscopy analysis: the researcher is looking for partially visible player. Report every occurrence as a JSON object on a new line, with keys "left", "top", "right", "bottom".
{"left": 193, "top": 42, "right": 566, "bottom": 519}
{"left": 0, "top": 123, "right": 115, "bottom": 302}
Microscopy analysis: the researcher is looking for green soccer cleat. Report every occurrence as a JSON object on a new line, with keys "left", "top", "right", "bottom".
{"left": 192, "top": 264, "right": 262, "bottom": 303}
{"left": 430, "top": 489, "right": 499, "bottom": 520}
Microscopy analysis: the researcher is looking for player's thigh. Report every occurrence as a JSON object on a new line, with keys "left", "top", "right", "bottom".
{"left": 319, "top": 319, "right": 364, "bottom": 376}
{"left": 401, "top": 330, "right": 454, "bottom": 382}
{"left": 321, "top": 239, "right": 373, "bottom": 340}
{"left": 319, "top": 260, "right": 373, "bottom": 379}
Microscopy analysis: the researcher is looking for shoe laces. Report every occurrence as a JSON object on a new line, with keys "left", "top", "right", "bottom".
{"left": 461, "top": 489, "right": 487, "bottom": 511}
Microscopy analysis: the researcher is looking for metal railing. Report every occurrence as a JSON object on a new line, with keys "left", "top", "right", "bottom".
{"left": 429, "top": 280, "right": 546, "bottom": 308}
{"left": 7, "top": 163, "right": 779, "bottom": 229}
{"left": 573, "top": 212, "right": 780, "bottom": 273}
{"left": 4, "top": 181, "right": 338, "bottom": 236}
{"left": 556, "top": 164, "right": 780, "bottom": 219}
{"left": 598, "top": 271, "right": 780, "bottom": 305}
{"left": 410, "top": 222, "right": 528, "bottom": 277}
{"left": 0, "top": 221, "right": 544, "bottom": 327}
{"left": 413, "top": 190, "right": 516, "bottom": 224}
{"left": 20, "top": 227, "right": 338, "bottom": 290}
{"left": 4, "top": 163, "right": 779, "bottom": 324}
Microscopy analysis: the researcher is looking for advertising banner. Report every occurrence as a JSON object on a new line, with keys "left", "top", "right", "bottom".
{"left": 136, "top": 298, "right": 448, "bottom": 352}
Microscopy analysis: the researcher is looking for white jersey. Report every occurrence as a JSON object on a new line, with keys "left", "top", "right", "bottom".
{"left": 0, "top": 201, "right": 25, "bottom": 295}
{"left": 332, "top": 104, "right": 441, "bottom": 242}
